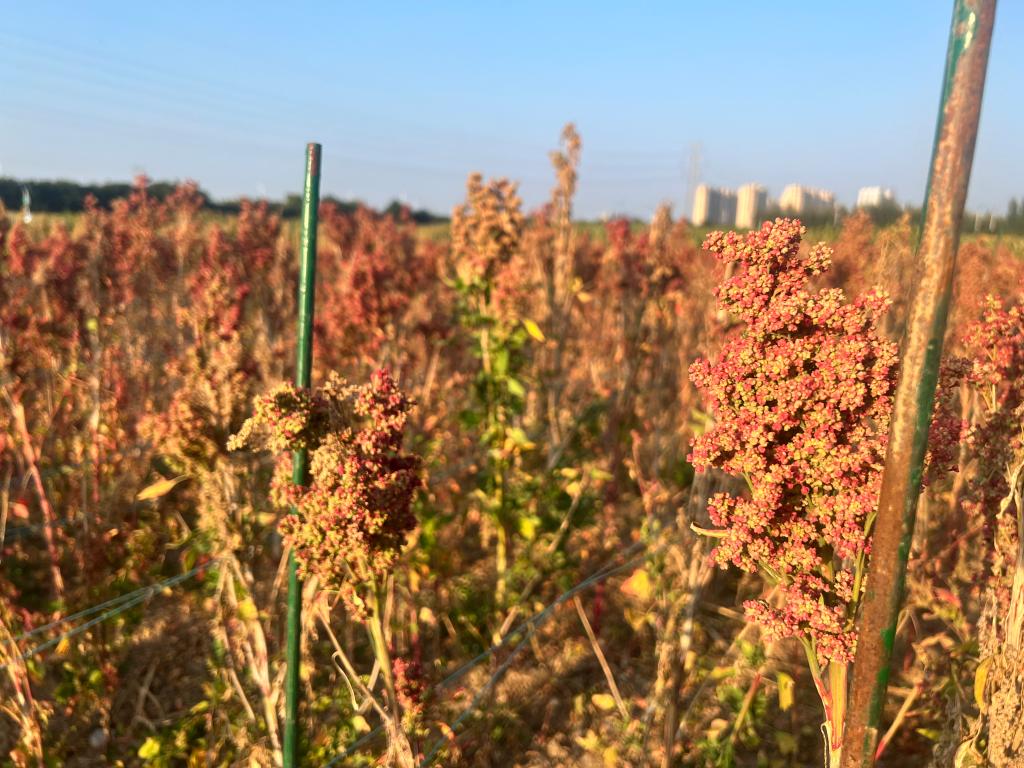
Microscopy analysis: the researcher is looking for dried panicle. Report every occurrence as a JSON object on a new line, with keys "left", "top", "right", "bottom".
{"left": 227, "top": 383, "right": 327, "bottom": 454}
{"left": 316, "top": 202, "right": 436, "bottom": 364}
{"left": 964, "top": 294, "right": 1024, "bottom": 395}
{"left": 649, "top": 203, "right": 672, "bottom": 254}
{"left": 952, "top": 239, "right": 1024, "bottom": 341}
{"left": 229, "top": 370, "right": 421, "bottom": 607}
{"left": 451, "top": 173, "right": 524, "bottom": 282}
{"left": 550, "top": 123, "right": 582, "bottom": 210}
{"left": 825, "top": 210, "right": 877, "bottom": 293}
{"left": 960, "top": 293, "right": 1024, "bottom": 606}
{"left": 689, "top": 218, "right": 899, "bottom": 662}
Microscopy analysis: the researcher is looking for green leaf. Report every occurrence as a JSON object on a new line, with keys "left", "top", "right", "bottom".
{"left": 505, "top": 378, "right": 526, "bottom": 399}
{"left": 774, "top": 730, "right": 798, "bottom": 755}
{"left": 458, "top": 409, "right": 482, "bottom": 428}
{"left": 506, "top": 427, "right": 534, "bottom": 449}
{"left": 493, "top": 347, "right": 510, "bottom": 377}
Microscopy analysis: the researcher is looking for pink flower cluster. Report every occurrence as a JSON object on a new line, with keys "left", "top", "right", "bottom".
{"left": 230, "top": 370, "right": 421, "bottom": 607}
{"left": 689, "top": 219, "right": 899, "bottom": 662}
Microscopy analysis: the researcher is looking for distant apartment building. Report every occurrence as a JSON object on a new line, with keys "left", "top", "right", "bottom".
{"left": 779, "top": 184, "right": 835, "bottom": 217}
{"left": 735, "top": 183, "right": 768, "bottom": 229}
{"left": 692, "top": 184, "right": 737, "bottom": 227}
{"left": 856, "top": 186, "right": 896, "bottom": 208}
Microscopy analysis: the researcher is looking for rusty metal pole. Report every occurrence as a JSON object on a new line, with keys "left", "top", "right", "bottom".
{"left": 840, "top": 2, "right": 995, "bottom": 766}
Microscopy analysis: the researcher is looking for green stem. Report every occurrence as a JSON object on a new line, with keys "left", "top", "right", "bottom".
{"left": 496, "top": 523, "right": 508, "bottom": 606}
{"left": 368, "top": 581, "right": 400, "bottom": 720}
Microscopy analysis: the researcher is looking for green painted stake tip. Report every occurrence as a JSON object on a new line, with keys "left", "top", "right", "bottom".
{"left": 284, "top": 142, "right": 321, "bottom": 768}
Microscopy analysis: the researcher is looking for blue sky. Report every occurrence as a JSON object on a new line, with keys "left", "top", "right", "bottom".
{"left": 2, "top": 2, "right": 1020, "bottom": 219}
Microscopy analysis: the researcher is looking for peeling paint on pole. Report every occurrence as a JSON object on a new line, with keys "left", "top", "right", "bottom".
{"left": 839, "top": 3, "right": 995, "bottom": 767}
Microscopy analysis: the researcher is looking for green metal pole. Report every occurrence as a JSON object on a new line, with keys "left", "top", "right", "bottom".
{"left": 839, "top": 2, "right": 994, "bottom": 766}
{"left": 284, "top": 142, "right": 321, "bottom": 768}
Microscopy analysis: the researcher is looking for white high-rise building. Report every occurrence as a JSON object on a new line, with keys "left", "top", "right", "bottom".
{"left": 856, "top": 186, "right": 896, "bottom": 208}
{"left": 779, "top": 184, "right": 835, "bottom": 217}
{"left": 692, "top": 184, "right": 738, "bottom": 227}
{"left": 735, "top": 184, "right": 768, "bottom": 229}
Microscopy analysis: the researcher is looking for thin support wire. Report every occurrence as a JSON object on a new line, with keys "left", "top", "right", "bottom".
{"left": 323, "top": 541, "right": 648, "bottom": 767}
{"left": 1, "top": 560, "right": 216, "bottom": 663}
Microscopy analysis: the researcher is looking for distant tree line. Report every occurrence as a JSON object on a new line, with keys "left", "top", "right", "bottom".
{"left": 0, "top": 177, "right": 447, "bottom": 224}
{"left": 1000, "top": 197, "right": 1024, "bottom": 234}
{"left": 755, "top": 198, "right": 914, "bottom": 230}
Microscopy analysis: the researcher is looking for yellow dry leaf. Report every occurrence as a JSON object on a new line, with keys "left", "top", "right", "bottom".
{"left": 574, "top": 729, "right": 601, "bottom": 752}
{"left": 573, "top": 693, "right": 585, "bottom": 715}
{"left": 138, "top": 736, "right": 161, "bottom": 760}
{"left": 518, "top": 515, "right": 539, "bottom": 541}
{"left": 591, "top": 693, "right": 616, "bottom": 711}
{"left": 522, "top": 318, "right": 546, "bottom": 342}
{"left": 690, "top": 522, "right": 727, "bottom": 538}
{"left": 776, "top": 671, "right": 795, "bottom": 712}
{"left": 975, "top": 656, "right": 992, "bottom": 710}
{"left": 620, "top": 569, "right": 652, "bottom": 601}
{"left": 603, "top": 746, "right": 619, "bottom": 767}
{"left": 55, "top": 636, "right": 71, "bottom": 655}
{"left": 623, "top": 606, "right": 647, "bottom": 632}
{"left": 237, "top": 598, "right": 259, "bottom": 622}
{"left": 135, "top": 475, "right": 189, "bottom": 502}
{"left": 352, "top": 714, "right": 371, "bottom": 733}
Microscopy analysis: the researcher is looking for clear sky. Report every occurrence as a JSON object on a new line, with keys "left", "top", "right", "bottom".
{"left": 2, "top": 2, "right": 1020, "bottom": 219}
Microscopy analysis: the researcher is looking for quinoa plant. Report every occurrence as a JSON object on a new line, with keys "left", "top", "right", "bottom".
{"left": 688, "top": 218, "right": 944, "bottom": 766}
{"left": 449, "top": 173, "right": 536, "bottom": 607}
{"left": 229, "top": 368, "right": 422, "bottom": 766}
{"left": 955, "top": 294, "right": 1024, "bottom": 764}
